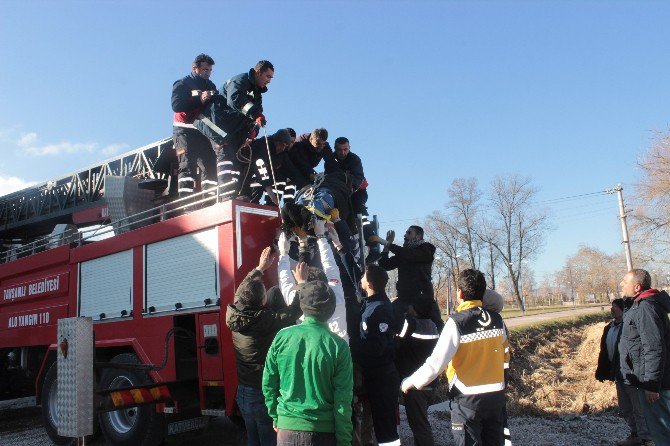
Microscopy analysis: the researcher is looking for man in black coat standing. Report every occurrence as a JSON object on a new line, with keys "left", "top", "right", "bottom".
{"left": 596, "top": 298, "right": 652, "bottom": 446}
{"left": 372, "top": 226, "right": 443, "bottom": 330}
{"left": 619, "top": 268, "right": 670, "bottom": 445}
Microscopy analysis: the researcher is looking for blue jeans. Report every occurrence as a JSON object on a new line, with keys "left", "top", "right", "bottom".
{"left": 638, "top": 388, "right": 670, "bottom": 446}
{"left": 236, "top": 384, "right": 276, "bottom": 446}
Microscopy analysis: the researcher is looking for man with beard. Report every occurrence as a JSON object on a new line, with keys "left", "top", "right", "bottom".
{"left": 372, "top": 226, "right": 443, "bottom": 330}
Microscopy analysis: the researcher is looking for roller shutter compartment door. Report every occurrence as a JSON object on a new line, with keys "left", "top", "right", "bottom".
{"left": 79, "top": 249, "right": 133, "bottom": 320}
{"left": 146, "top": 228, "right": 218, "bottom": 313}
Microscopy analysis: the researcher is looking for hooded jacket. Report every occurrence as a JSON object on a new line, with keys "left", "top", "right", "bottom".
{"left": 619, "top": 289, "right": 670, "bottom": 391}
{"left": 225, "top": 268, "right": 301, "bottom": 389}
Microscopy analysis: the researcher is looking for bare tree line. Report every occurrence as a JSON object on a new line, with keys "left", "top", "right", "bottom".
{"left": 424, "top": 174, "right": 549, "bottom": 310}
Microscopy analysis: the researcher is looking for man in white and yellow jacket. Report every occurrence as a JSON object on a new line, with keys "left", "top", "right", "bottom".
{"left": 401, "top": 269, "right": 507, "bottom": 446}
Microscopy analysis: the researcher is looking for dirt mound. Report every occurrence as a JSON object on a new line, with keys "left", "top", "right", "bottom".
{"left": 506, "top": 313, "right": 618, "bottom": 417}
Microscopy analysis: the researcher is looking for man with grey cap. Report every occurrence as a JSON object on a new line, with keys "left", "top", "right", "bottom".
{"left": 263, "top": 262, "right": 353, "bottom": 446}
{"left": 246, "top": 129, "right": 305, "bottom": 206}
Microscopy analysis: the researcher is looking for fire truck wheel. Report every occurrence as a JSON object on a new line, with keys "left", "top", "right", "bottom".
{"left": 98, "top": 353, "right": 166, "bottom": 446}
{"left": 41, "top": 363, "right": 99, "bottom": 445}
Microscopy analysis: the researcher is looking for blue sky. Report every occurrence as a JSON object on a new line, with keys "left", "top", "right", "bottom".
{"left": 1, "top": 1, "right": 668, "bottom": 281}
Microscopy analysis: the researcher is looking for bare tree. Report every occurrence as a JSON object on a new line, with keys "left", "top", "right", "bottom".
{"left": 632, "top": 128, "right": 670, "bottom": 265}
{"left": 424, "top": 211, "right": 463, "bottom": 312}
{"left": 486, "top": 175, "right": 549, "bottom": 309}
{"left": 556, "top": 245, "right": 627, "bottom": 303}
{"left": 446, "top": 178, "right": 483, "bottom": 269}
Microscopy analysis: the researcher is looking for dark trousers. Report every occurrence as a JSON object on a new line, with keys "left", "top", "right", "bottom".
{"left": 451, "top": 393, "right": 506, "bottom": 446}
{"left": 405, "top": 389, "right": 435, "bottom": 446}
{"left": 174, "top": 130, "right": 217, "bottom": 197}
{"left": 276, "top": 429, "right": 336, "bottom": 446}
{"left": 236, "top": 384, "right": 276, "bottom": 446}
{"left": 363, "top": 364, "right": 400, "bottom": 445}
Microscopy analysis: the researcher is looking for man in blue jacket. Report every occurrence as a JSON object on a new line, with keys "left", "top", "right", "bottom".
{"left": 171, "top": 54, "right": 218, "bottom": 198}
{"left": 619, "top": 268, "right": 670, "bottom": 445}
{"left": 194, "top": 60, "right": 274, "bottom": 200}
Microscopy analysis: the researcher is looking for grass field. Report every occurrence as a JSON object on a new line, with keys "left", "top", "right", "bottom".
{"left": 500, "top": 303, "right": 606, "bottom": 319}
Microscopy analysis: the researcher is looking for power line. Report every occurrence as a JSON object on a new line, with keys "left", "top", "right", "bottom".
{"left": 379, "top": 188, "right": 613, "bottom": 225}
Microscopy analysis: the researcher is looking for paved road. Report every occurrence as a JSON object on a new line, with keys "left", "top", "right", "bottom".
{"left": 504, "top": 305, "right": 607, "bottom": 328}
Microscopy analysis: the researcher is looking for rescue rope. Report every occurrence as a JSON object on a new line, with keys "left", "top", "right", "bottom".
{"left": 262, "top": 126, "right": 283, "bottom": 219}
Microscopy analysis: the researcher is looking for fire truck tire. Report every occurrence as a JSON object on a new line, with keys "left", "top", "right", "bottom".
{"left": 98, "top": 353, "right": 166, "bottom": 446}
{"left": 41, "top": 363, "right": 99, "bottom": 445}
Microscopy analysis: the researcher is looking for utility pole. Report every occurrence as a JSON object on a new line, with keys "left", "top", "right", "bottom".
{"left": 569, "top": 266, "right": 575, "bottom": 307}
{"left": 607, "top": 184, "right": 633, "bottom": 271}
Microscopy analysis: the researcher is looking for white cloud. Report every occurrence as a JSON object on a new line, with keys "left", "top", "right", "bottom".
{"left": 22, "top": 141, "right": 97, "bottom": 156}
{"left": 101, "top": 143, "right": 130, "bottom": 156}
{"left": 6, "top": 129, "right": 129, "bottom": 157}
{"left": 17, "top": 132, "right": 37, "bottom": 147}
{"left": 0, "top": 175, "right": 36, "bottom": 197}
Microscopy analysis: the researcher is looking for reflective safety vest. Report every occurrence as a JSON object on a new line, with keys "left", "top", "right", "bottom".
{"left": 447, "top": 300, "right": 506, "bottom": 395}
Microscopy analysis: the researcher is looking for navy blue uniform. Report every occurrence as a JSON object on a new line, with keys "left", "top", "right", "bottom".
{"left": 354, "top": 292, "right": 400, "bottom": 446}
{"left": 193, "top": 69, "right": 267, "bottom": 199}
{"left": 171, "top": 73, "right": 217, "bottom": 197}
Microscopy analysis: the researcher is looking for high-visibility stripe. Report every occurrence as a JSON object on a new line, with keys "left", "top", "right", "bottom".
{"left": 378, "top": 440, "right": 400, "bottom": 446}
{"left": 178, "top": 177, "right": 195, "bottom": 183}
{"left": 217, "top": 161, "right": 233, "bottom": 167}
{"left": 398, "top": 320, "right": 409, "bottom": 338}
{"left": 199, "top": 116, "right": 227, "bottom": 138}
{"left": 451, "top": 374, "right": 505, "bottom": 395}
{"left": 411, "top": 332, "right": 440, "bottom": 340}
{"left": 460, "top": 328, "right": 504, "bottom": 343}
{"left": 178, "top": 187, "right": 194, "bottom": 193}
{"left": 250, "top": 183, "right": 262, "bottom": 188}
{"left": 202, "top": 180, "right": 217, "bottom": 186}
{"left": 218, "top": 170, "right": 240, "bottom": 176}
{"left": 504, "top": 428, "right": 510, "bottom": 436}
{"left": 241, "top": 102, "right": 254, "bottom": 114}
{"left": 173, "top": 122, "right": 195, "bottom": 129}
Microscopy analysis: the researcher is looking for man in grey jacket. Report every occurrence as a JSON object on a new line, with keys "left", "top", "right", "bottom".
{"left": 619, "top": 268, "right": 670, "bottom": 445}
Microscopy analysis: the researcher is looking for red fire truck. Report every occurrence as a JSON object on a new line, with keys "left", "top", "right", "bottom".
{"left": 0, "top": 139, "right": 281, "bottom": 445}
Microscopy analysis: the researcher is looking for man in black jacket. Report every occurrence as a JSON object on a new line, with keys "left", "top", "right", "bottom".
{"left": 619, "top": 268, "right": 670, "bottom": 445}
{"left": 287, "top": 128, "right": 330, "bottom": 189}
{"left": 171, "top": 54, "right": 218, "bottom": 198}
{"left": 373, "top": 226, "right": 443, "bottom": 330}
{"left": 225, "top": 246, "right": 301, "bottom": 446}
{"left": 354, "top": 264, "right": 400, "bottom": 446}
{"left": 324, "top": 137, "right": 379, "bottom": 263}
{"left": 596, "top": 298, "right": 652, "bottom": 446}
{"left": 194, "top": 60, "right": 274, "bottom": 200}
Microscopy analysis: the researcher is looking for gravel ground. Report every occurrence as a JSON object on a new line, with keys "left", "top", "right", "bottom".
{"left": 0, "top": 398, "right": 632, "bottom": 446}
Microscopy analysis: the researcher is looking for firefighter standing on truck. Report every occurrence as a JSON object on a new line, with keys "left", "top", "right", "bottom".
{"left": 194, "top": 61, "right": 274, "bottom": 201}
{"left": 171, "top": 54, "right": 218, "bottom": 198}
